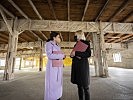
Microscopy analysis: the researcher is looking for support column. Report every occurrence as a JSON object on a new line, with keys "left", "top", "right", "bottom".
{"left": 92, "top": 32, "right": 103, "bottom": 76}
{"left": 32, "top": 56, "right": 35, "bottom": 68}
{"left": 92, "top": 32, "right": 98, "bottom": 76}
{"left": 39, "top": 41, "right": 43, "bottom": 71}
{"left": 3, "top": 32, "right": 18, "bottom": 80}
{"left": 99, "top": 21, "right": 109, "bottom": 77}
{"left": 0, "top": 8, "right": 20, "bottom": 80}
{"left": 19, "top": 57, "right": 23, "bottom": 70}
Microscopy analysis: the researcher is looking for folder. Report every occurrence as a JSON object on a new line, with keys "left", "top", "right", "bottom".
{"left": 72, "top": 40, "right": 88, "bottom": 52}
{"left": 52, "top": 51, "right": 63, "bottom": 67}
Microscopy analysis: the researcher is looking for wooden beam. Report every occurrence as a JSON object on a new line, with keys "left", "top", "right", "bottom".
{"left": 108, "top": 0, "right": 130, "bottom": 21}
{"left": 39, "top": 31, "right": 48, "bottom": 40}
{"left": 0, "top": 4, "right": 15, "bottom": 18}
{"left": 0, "top": 37, "right": 8, "bottom": 42}
{"left": 95, "top": 0, "right": 110, "bottom": 21}
{"left": 81, "top": 0, "right": 90, "bottom": 21}
{"left": 18, "top": 37, "right": 27, "bottom": 42}
{"left": 28, "top": 0, "right": 43, "bottom": 20}
{"left": 1, "top": 19, "right": 133, "bottom": 34}
{"left": 112, "top": 34, "right": 133, "bottom": 43}
{"left": 122, "top": 11, "right": 133, "bottom": 22}
{"left": 47, "top": 0, "right": 57, "bottom": 20}
{"left": 0, "top": 8, "right": 13, "bottom": 34}
{"left": 29, "top": 30, "right": 43, "bottom": 41}
{"left": 8, "top": 0, "right": 28, "bottom": 19}
{"left": 67, "top": 0, "right": 70, "bottom": 21}
{"left": 121, "top": 36, "right": 133, "bottom": 43}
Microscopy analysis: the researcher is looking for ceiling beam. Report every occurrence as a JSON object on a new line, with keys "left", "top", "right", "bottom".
{"left": 95, "top": 0, "right": 110, "bottom": 21}
{"left": 39, "top": 31, "right": 48, "bottom": 40}
{"left": 8, "top": 0, "right": 28, "bottom": 19}
{"left": 0, "top": 4, "right": 15, "bottom": 18}
{"left": 121, "top": 36, "right": 133, "bottom": 43}
{"left": 108, "top": 0, "right": 130, "bottom": 21}
{"left": 29, "top": 31, "right": 43, "bottom": 41}
{"left": 105, "top": 34, "right": 119, "bottom": 43}
{"left": 81, "top": 0, "right": 90, "bottom": 21}
{"left": 0, "top": 37, "right": 8, "bottom": 42}
{"left": 67, "top": 0, "right": 70, "bottom": 21}
{"left": 122, "top": 11, "right": 133, "bottom": 22}
{"left": 112, "top": 34, "right": 133, "bottom": 43}
{"left": 28, "top": 0, "right": 43, "bottom": 20}
{"left": 18, "top": 37, "right": 27, "bottom": 42}
{"left": 0, "top": 8, "right": 13, "bottom": 34}
{"left": 47, "top": 0, "right": 57, "bottom": 20}
{"left": 1, "top": 19, "right": 133, "bottom": 33}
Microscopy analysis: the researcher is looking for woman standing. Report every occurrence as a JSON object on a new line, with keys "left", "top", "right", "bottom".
{"left": 45, "top": 32, "right": 65, "bottom": 100}
{"left": 70, "top": 30, "right": 91, "bottom": 100}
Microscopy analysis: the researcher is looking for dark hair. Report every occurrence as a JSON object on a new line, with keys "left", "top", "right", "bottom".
{"left": 46, "top": 31, "right": 59, "bottom": 42}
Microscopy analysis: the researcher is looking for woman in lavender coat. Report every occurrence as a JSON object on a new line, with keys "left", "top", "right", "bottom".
{"left": 44, "top": 32, "right": 65, "bottom": 100}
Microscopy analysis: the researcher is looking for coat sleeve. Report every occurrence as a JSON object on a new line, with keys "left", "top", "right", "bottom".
{"left": 45, "top": 42, "right": 64, "bottom": 60}
{"left": 75, "top": 43, "right": 91, "bottom": 58}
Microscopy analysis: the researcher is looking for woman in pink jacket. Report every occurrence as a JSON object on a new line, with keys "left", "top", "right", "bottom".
{"left": 44, "top": 32, "right": 66, "bottom": 100}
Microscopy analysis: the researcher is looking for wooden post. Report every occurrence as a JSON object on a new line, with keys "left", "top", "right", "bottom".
{"left": 92, "top": 32, "right": 99, "bottom": 76}
{"left": 92, "top": 32, "right": 103, "bottom": 76}
{"left": 0, "top": 8, "right": 19, "bottom": 80}
{"left": 3, "top": 32, "right": 18, "bottom": 80}
{"left": 19, "top": 57, "right": 23, "bottom": 70}
{"left": 32, "top": 56, "right": 35, "bottom": 68}
{"left": 39, "top": 41, "right": 43, "bottom": 71}
{"left": 99, "top": 21, "right": 109, "bottom": 77}
{"left": 24, "top": 59, "right": 26, "bottom": 68}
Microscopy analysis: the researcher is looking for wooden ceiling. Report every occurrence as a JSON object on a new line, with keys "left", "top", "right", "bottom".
{"left": 0, "top": 0, "right": 133, "bottom": 44}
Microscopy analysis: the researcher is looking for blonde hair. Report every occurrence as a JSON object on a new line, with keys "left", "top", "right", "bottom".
{"left": 75, "top": 30, "right": 86, "bottom": 40}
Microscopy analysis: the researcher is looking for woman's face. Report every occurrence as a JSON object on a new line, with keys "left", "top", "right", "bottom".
{"left": 54, "top": 35, "right": 61, "bottom": 43}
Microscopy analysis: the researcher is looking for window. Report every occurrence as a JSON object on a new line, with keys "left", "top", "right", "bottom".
{"left": 0, "top": 59, "right": 5, "bottom": 66}
{"left": 113, "top": 52, "right": 122, "bottom": 62}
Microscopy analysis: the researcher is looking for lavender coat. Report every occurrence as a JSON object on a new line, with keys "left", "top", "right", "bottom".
{"left": 44, "top": 41, "right": 64, "bottom": 100}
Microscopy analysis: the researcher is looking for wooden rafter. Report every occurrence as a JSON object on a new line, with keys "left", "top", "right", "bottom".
{"left": 29, "top": 31, "right": 43, "bottom": 41}
{"left": 105, "top": 33, "right": 120, "bottom": 43}
{"left": 95, "top": 0, "right": 110, "bottom": 21}
{"left": 108, "top": 0, "right": 130, "bottom": 21}
{"left": 18, "top": 37, "right": 27, "bottom": 42}
{"left": 122, "top": 11, "right": 133, "bottom": 22}
{"left": 112, "top": 34, "right": 133, "bottom": 43}
{"left": 121, "top": 36, "right": 133, "bottom": 43}
{"left": 0, "top": 8, "right": 13, "bottom": 34}
{"left": 0, "top": 37, "right": 8, "bottom": 42}
{"left": 22, "top": 33, "right": 35, "bottom": 41}
{"left": 47, "top": 0, "right": 57, "bottom": 20}
{"left": 39, "top": 31, "right": 48, "bottom": 40}
{"left": 68, "top": 0, "right": 70, "bottom": 21}
{"left": 28, "top": 0, "right": 42, "bottom": 20}
{"left": 81, "top": 0, "right": 90, "bottom": 21}
{"left": 0, "top": 4, "right": 15, "bottom": 18}
{"left": 8, "top": 0, "right": 28, "bottom": 19}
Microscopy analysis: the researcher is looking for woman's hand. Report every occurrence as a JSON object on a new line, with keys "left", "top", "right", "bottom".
{"left": 63, "top": 55, "right": 66, "bottom": 59}
{"left": 70, "top": 51, "right": 75, "bottom": 57}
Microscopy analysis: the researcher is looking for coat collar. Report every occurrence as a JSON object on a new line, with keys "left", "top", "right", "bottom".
{"left": 50, "top": 40, "right": 59, "bottom": 46}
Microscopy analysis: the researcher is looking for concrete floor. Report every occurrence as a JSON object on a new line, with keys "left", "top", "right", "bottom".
{"left": 0, "top": 66, "right": 133, "bottom": 100}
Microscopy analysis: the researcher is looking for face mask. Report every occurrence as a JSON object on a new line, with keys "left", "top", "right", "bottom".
{"left": 74, "top": 36, "right": 77, "bottom": 41}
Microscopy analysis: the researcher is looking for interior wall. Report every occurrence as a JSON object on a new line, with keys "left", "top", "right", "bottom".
{"left": 107, "top": 42, "right": 133, "bottom": 68}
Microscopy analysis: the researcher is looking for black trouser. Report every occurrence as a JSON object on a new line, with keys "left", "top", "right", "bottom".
{"left": 77, "top": 85, "right": 90, "bottom": 100}
{"left": 57, "top": 98, "right": 60, "bottom": 100}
